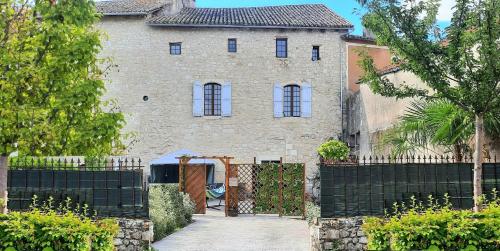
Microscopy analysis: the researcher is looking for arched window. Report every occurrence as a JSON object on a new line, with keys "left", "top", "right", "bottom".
{"left": 284, "top": 84, "right": 300, "bottom": 117}
{"left": 204, "top": 83, "right": 221, "bottom": 116}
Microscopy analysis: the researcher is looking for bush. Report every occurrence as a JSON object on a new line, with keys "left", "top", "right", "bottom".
{"left": 149, "top": 184, "right": 195, "bottom": 241}
{"left": 317, "top": 140, "right": 349, "bottom": 161}
{"left": 362, "top": 197, "right": 500, "bottom": 251}
{"left": 305, "top": 201, "right": 320, "bottom": 225}
{"left": 0, "top": 209, "right": 118, "bottom": 250}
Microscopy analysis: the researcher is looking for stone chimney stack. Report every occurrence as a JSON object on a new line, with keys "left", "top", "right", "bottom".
{"left": 160, "top": 0, "right": 195, "bottom": 15}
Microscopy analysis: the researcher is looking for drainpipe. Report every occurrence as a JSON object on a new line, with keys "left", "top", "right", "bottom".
{"left": 339, "top": 34, "right": 345, "bottom": 141}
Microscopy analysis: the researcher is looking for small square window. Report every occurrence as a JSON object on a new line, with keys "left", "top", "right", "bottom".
{"left": 276, "top": 38, "right": 288, "bottom": 58}
{"left": 228, "top": 38, "right": 237, "bottom": 53}
{"left": 312, "top": 46, "right": 320, "bottom": 61}
{"left": 170, "top": 43, "right": 181, "bottom": 55}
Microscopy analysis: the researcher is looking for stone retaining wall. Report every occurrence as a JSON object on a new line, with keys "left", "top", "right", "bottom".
{"left": 310, "top": 217, "right": 367, "bottom": 250}
{"left": 115, "top": 218, "right": 154, "bottom": 251}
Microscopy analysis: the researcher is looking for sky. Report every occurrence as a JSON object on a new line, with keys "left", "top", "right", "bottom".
{"left": 196, "top": 0, "right": 455, "bottom": 35}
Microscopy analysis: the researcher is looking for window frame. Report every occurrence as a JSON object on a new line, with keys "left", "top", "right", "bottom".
{"left": 312, "top": 46, "right": 320, "bottom": 61}
{"left": 283, "top": 84, "right": 301, "bottom": 117}
{"left": 204, "top": 83, "right": 222, "bottom": 116}
{"left": 169, "top": 42, "right": 182, "bottom": 55}
{"left": 276, "top": 38, "right": 288, "bottom": 58}
{"left": 228, "top": 38, "right": 237, "bottom": 53}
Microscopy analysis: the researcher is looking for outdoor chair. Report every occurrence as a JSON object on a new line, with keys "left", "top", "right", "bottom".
{"left": 206, "top": 183, "right": 225, "bottom": 210}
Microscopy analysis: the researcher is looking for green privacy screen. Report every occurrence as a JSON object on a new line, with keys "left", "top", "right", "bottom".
{"left": 321, "top": 159, "right": 499, "bottom": 218}
{"left": 7, "top": 158, "right": 148, "bottom": 218}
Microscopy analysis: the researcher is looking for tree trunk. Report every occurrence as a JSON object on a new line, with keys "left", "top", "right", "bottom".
{"left": 453, "top": 143, "right": 463, "bottom": 162}
{"left": 0, "top": 156, "right": 8, "bottom": 214}
{"left": 473, "top": 114, "right": 484, "bottom": 212}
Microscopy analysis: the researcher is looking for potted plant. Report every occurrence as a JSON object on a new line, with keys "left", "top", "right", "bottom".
{"left": 317, "top": 140, "right": 351, "bottom": 164}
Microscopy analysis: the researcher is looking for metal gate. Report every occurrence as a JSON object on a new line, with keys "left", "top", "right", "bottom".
{"left": 229, "top": 162, "right": 306, "bottom": 217}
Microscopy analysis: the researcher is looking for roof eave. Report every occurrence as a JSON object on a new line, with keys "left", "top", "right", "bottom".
{"left": 101, "top": 12, "right": 148, "bottom": 16}
{"left": 146, "top": 23, "right": 353, "bottom": 30}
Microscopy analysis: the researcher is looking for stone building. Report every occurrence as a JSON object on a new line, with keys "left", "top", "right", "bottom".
{"left": 96, "top": 0, "right": 352, "bottom": 187}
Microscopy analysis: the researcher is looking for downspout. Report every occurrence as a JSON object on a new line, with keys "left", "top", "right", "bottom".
{"left": 339, "top": 34, "right": 345, "bottom": 141}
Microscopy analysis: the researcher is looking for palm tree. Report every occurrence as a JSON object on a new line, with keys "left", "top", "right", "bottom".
{"left": 381, "top": 100, "right": 500, "bottom": 160}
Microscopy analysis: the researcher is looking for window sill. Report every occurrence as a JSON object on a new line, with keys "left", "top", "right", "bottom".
{"left": 200, "top": 116, "right": 224, "bottom": 120}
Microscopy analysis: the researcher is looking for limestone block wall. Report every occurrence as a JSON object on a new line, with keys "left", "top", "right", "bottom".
{"left": 98, "top": 16, "right": 346, "bottom": 187}
{"left": 310, "top": 217, "right": 367, "bottom": 251}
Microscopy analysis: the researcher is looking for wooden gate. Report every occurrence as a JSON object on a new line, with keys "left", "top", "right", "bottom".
{"left": 183, "top": 165, "right": 206, "bottom": 214}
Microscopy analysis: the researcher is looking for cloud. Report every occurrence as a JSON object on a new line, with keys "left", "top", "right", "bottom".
{"left": 437, "top": 0, "right": 456, "bottom": 21}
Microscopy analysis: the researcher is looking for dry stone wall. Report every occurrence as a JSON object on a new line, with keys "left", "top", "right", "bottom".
{"left": 115, "top": 218, "right": 154, "bottom": 251}
{"left": 310, "top": 217, "right": 367, "bottom": 251}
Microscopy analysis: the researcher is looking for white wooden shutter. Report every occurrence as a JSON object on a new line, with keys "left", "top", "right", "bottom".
{"left": 193, "top": 81, "right": 203, "bottom": 117}
{"left": 301, "top": 82, "right": 312, "bottom": 118}
{"left": 221, "top": 81, "right": 232, "bottom": 117}
{"left": 273, "top": 83, "right": 284, "bottom": 118}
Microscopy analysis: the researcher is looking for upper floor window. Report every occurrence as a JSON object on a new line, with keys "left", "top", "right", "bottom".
{"left": 283, "top": 84, "right": 300, "bottom": 117}
{"left": 312, "top": 46, "right": 320, "bottom": 61}
{"left": 228, "top": 38, "right": 237, "bottom": 53}
{"left": 170, "top": 43, "right": 181, "bottom": 55}
{"left": 276, "top": 38, "right": 288, "bottom": 58}
{"left": 204, "top": 83, "right": 221, "bottom": 116}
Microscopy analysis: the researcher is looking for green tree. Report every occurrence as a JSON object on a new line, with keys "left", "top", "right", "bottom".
{"left": 381, "top": 100, "right": 500, "bottom": 159}
{"left": 358, "top": 0, "right": 499, "bottom": 211}
{"left": 0, "top": 0, "right": 126, "bottom": 211}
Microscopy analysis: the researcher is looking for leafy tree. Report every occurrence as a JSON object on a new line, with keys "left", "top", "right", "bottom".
{"left": 382, "top": 100, "right": 500, "bottom": 159}
{"left": 358, "top": 0, "right": 499, "bottom": 211}
{"left": 0, "top": 0, "right": 126, "bottom": 211}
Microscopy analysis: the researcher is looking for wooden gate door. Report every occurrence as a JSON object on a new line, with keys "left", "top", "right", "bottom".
{"left": 184, "top": 165, "right": 206, "bottom": 214}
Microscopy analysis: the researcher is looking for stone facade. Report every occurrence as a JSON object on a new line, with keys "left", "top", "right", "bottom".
{"left": 98, "top": 16, "right": 347, "bottom": 187}
{"left": 310, "top": 217, "right": 367, "bottom": 251}
{"left": 115, "top": 218, "right": 154, "bottom": 251}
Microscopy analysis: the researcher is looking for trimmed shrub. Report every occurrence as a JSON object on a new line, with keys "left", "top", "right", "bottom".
{"left": 362, "top": 198, "right": 500, "bottom": 250}
{"left": 317, "top": 140, "right": 349, "bottom": 161}
{"left": 149, "top": 184, "right": 195, "bottom": 241}
{"left": 0, "top": 210, "right": 118, "bottom": 250}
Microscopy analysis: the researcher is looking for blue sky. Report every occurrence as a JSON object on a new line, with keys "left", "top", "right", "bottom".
{"left": 197, "top": 0, "right": 454, "bottom": 35}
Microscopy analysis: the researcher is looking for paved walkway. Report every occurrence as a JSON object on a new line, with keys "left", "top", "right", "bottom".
{"left": 152, "top": 210, "right": 310, "bottom": 251}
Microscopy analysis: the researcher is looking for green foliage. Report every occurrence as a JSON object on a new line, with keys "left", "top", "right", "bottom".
{"left": 254, "top": 163, "right": 305, "bottom": 216}
{"left": 362, "top": 196, "right": 500, "bottom": 251}
{"left": 8, "top": 156, "right": 111, "bottom": 170}
{"left": 149, "top": 184, "right": 195, "bottom": 241}
{"left": 255, "top": 163, "right": 280, "bottom": 214}
{"left": 381, "top": 100, "right": 500, "bottom": 156}
{"left": 358, "top": 0, "right": 499, "bottom": 206}
{"left": 305, "top": 201, "right": 320, "bottom": 225}
{"left": 317, "top": 140, "right": 349, "bottom": 161}
{"left": 0, "top": 0, "right": 127, "bottom": 157}
{"left": 0, "top": 197, "right": 118, "bottom": 251}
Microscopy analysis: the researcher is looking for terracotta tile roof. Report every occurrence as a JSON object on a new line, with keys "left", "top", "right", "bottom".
{"left": 96, "top": 0, "right": 166, "bottom": 15}
{"left": 147, "top": 4, "right": 353, "bottom": 29}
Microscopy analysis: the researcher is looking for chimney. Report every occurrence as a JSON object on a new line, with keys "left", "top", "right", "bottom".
{"left": 160, "top": 0, "right": 195, "bottom": 15}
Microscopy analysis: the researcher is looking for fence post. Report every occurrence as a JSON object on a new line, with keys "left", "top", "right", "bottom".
{"left": 0, "top": 156, "right": 8, "bottom": 214}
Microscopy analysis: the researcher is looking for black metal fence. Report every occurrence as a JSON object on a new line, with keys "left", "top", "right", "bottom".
{"left": 320, "top": 155, "right": 499, "bottom": 218}
{"left": 7, "top": 157, "right": 148, "bottom": 218}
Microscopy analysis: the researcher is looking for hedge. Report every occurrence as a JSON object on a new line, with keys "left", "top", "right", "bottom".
{"left": 362, "top": 197, "right": 500, "bottom": 251}
{"left": 0, "top": 210, "right": 118, "bottom": 251}
{"left": 149, "top": 184, "right": 195, "bottom": 241}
